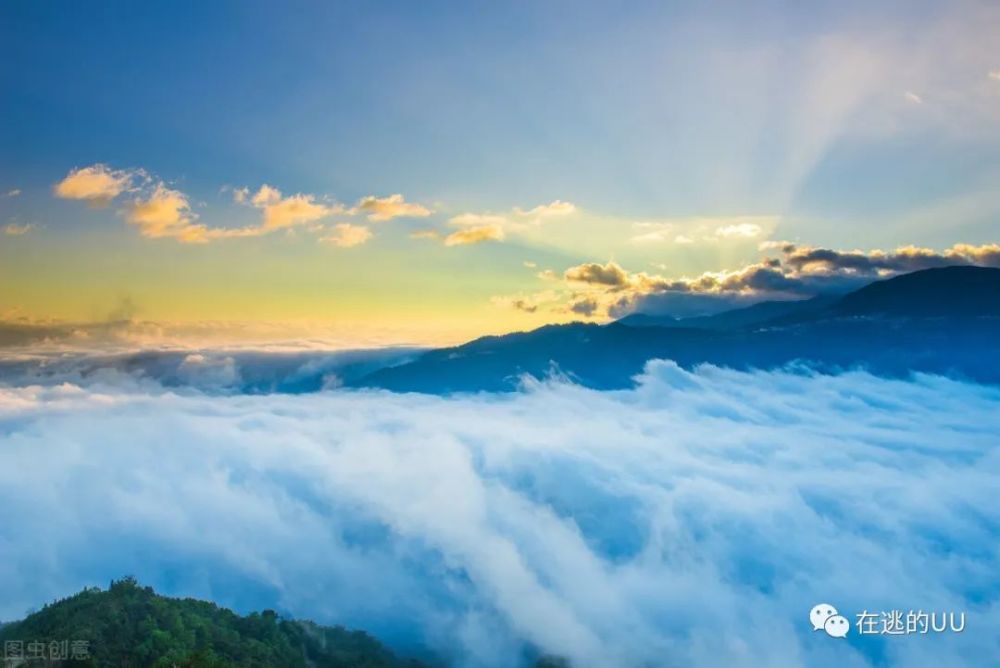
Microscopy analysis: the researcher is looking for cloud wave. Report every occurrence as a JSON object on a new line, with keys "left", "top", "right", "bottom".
{"left": 0, "top": 362, "right": 997, "bottom": 667}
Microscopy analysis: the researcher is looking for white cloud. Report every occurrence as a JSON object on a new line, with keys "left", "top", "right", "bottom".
{"left": 513, "top": 200, "right": 577, "bottom": 220}
{"left": 904, "top": 91, "right": 923, "bottom": 104}
{"left": 713, "top": 222, "right": 764, "bottom": 238}
{"left": 0, "top": 363, "right": 996, "bottom": 667}
{"left": 3, "top": 189, "right": 20, "bottom": 198}
{"left": 628, "top": 222, "right": 675, "bottom": 244}
{"left": 629, "top": 216, "right": 775, "bottom": 245}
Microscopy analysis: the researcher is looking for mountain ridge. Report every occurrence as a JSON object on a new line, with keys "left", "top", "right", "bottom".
{"left": 355, "top": 266, "right": 1000, "bottom": 392}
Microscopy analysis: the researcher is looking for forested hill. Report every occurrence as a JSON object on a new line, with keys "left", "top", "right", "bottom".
{"left": 0, "top": 577, "right": 427, "bottom": 667}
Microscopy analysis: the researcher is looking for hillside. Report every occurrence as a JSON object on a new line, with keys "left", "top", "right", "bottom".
{"left": 0, "top": 577, "right": 426, "bottom": 668}
{"left": 355, "top": 266, "right": 1000, "bottom": 392}
{"left": 832, "top": 265, "right": 1000, "bottom": 317}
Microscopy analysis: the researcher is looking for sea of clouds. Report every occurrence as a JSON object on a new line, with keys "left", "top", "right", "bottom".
{"left": 0, "top": 358, "right": 998, "bottom": 667}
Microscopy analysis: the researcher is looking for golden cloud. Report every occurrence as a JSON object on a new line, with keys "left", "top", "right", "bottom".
{"left": 321, "top": 223, "right": 373, "bottom": 248}
{"left": 554, "top": 242, "right": 1000, "bottom": 319}
{"left": 354, "top": 194, "right": 431, "bottom": 222}
{"left": 247, "top": 185, "right": 337, "bottom": 230}
{"left": 125, "top": 184, "right": 210, "bottom": 243}
{"left": 444, "top": 224, "right": 505, "bottom": 246}
{"left": 54, "top": 164, "right": 136, "bottom": 207}
{"left": 564, "top": 262, "right": 631, "bottom": 287}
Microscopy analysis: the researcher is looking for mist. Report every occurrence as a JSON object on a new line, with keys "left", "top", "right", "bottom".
{"left": 0, "top": 361, "right": 997, "bottom": 667}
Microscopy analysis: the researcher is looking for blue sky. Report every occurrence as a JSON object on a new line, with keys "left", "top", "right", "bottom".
{"left": 1, "top": 1, "right": 998, "bottom": 343}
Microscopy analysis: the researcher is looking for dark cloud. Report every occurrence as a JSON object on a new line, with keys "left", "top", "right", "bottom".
{"left": 570, "top": 243, "right": 1000, "bottom": 319}
{"left": 564, "top": 262, "right": 630, "bottom": 288}
{"left": 568, "top": 297, "right": 600, "bottom": 317}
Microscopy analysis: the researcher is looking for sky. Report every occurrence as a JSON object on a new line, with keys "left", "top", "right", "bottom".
{"left": 1, "top": 1, "right": 999, "bottom": 347}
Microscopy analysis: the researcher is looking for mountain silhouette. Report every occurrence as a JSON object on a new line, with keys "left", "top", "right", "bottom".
{"left": 355, "top": 266, "right": 1000, "bottom": 392}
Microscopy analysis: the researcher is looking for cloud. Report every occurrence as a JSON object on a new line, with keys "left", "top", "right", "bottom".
{"left": 409, "top": 229, "right": 441, "bottom": 240}
{"left": 321, "top": 223, "right": 372, "bottom": 248}
{"left": 444, "top": 224, "right": 505, "bottom": 247}
{"left": 3, "top": 223, "right": 34, "bottom": 236}
{"left": 3, "top": 189, "right": 20, "bottom": 198}
{"left": 904, "top": 91, "right": 923, "bottom": 104}
{"left": 491, "top": 290, "right": 559, "bottom": 314}
{"left": 249, "top": 185, "right": 338, "bottom": 230}
{"left": 713, "top": 222, "right": 763, "bottom": 239}
{"left": 125, "top": 184, "right": 208, "bottom": 242}
{"left": 446, "top": 201, "right": 579, "bottom": 241}
{"left": 123, "top": 182, "right": 345, "bottom": 244}
{"left": 563, "top": 262, "right": 630, "bottom": 288}
{"left": 559, "top": 243, "right": 1000, "bottom": 319}
{"left": 567, "top": 296, "right": 599, "bottom": 317}
{"left": 53, "top": 164, "right": 138, "bottom": 207}
{"left": 630, "top": 216, "right": 774, "bottom": 245}
{"left": 513, "top": 200, "right": 577, "bottom": 220}
{"left": 0, "top": 363, "right": 997, "bottom": 667}
{"left": 353, "top": 194, "right": 431, "bottom": 222}
{"left": 628, "top": 222, "right": 675, "bottom": 244}
{"left": 449, "top": 213, "right": 509, "bottom": 227}
{"left": 989, "top": 70, "right": 1000, "bottom": 81}
{"left": 783, "top": 243, "right": 1000, "bottom": 275}
{"left": 53, "top": 165, "right": 357, "bottom": 243}
{"left": 231, "top": 186, "right": 250, "bottom": 204}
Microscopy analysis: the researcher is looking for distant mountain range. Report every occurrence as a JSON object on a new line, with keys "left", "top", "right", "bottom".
{"left": 354, "top": 266, "right": 1000, "bottom": 392}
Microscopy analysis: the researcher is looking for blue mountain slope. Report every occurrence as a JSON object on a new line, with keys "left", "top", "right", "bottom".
{"left": 355, "top": 266, "right": 1000, "bottom": 392}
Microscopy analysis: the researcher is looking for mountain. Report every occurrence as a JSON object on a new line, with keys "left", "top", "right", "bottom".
{"left": 618, "top": 294, "right": 840, "bottom": 331}
{"left": 355, "top": 266, "right": 1000, "bottom": 392}
{"left": 831, "top": 265, "right": 1000, "bottom": 317}
{"left": 0, "top": 579, "right": 571, "bottom": 668}
{"left": 0, "top": 577, "right": 427, "bottom": 668}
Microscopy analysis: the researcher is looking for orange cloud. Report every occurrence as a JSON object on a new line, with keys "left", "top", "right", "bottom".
{"left": 354, "top": 194, "right": 431, "bottom": 222}
{"left": 444, "top": 224, "right": 505, "bottom": 246}
{"left": 249, "top": 185, "right": 338, "bottom": 229}
{"left": 125, "top": 184, "right": 210, "bottom": 243}
{"left": 54, "top": 164, "right": 137, "bottom": 207}
{"left": 321, "top": 223, "right": 373, "bottom": 248}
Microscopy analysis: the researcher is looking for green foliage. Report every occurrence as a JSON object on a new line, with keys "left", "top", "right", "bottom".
{"left": 0, "top": 577, "right": 425, "bottom": 667}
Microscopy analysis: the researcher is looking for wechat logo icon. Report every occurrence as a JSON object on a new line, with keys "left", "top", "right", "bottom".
{"left": 811, "top": 603, "right": 849, "bottom": 638}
